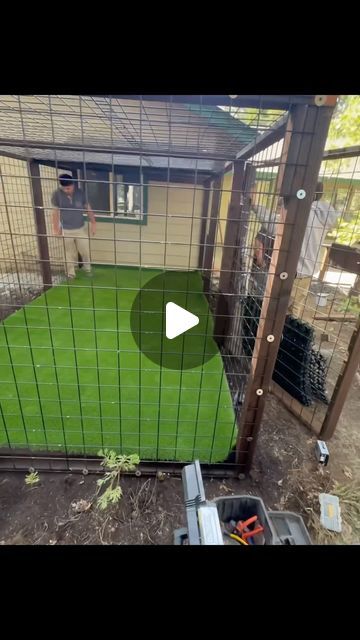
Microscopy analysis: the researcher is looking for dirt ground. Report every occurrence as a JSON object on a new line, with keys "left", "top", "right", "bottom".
{"left": 0, "top": 366, "right": 359, "bottom": 545}
{"left": 0, "top": 276, "right": 359, "bottom": 546}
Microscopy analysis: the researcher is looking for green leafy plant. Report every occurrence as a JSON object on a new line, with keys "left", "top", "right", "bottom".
{"left": 96, "top": 449, "right": 140, "bottom": 511}
{"left": 25, "top": 471, "right": 40, "bottom": 486}
{"left": 322, "top": 95, "right": 360, "bottom": 173}
{"left": 327, "top": 96, "right": 360, "bottom": 149}
{"left": 336, "top": 298, "right": 360, "bottom": 315}
{"left": 328, "top": 212, "right": 360, "bottom": 246}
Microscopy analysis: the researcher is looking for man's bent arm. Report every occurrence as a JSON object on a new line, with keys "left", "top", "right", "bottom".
{"left": 87, "top": 204, "right": 96, "bottom": 235}
{"left": 52, "top": 208, "right": 61, "bottom": 235}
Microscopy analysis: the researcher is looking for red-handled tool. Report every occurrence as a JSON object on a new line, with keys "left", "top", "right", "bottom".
{"left": 235, "top": 515, "right": 264, "bottom": 541}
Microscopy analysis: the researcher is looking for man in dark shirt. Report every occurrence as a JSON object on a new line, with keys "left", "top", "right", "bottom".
{"left": 52, "top": 174, "right": 96, "bottom": 278}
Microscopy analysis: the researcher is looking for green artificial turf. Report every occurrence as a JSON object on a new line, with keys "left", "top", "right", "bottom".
{"left": 0, "top": 267, "right": 236, "bottom": 462}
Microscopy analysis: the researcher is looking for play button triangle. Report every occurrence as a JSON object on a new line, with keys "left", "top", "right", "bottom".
{"left": 165, "top": 302, "right": 199, "bottom": 340}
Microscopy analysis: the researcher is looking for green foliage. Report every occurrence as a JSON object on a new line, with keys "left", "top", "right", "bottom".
{"left": 320, "top": 96, "right": 360, "bottom": 175}
{"left": 327, "top": 96, "right": 360, "bottom": 149}
{"left": 229, "top": 97, "right": 360, "bottom": 145}
{"left": 99, "top": 449, "right": 140, "bottom": 472}
{"left": 25, "top": 471, "right": 40, "bottom": 486}
{"left": 328, "top": 211, "right": 360, "bottom": 246}
{"left": 97, "top": 485, "right": 123, "bottom": 511}
{"left": 96, "top": 449, "right": 140, "bottom": 511}
{"left": 336, "top": 298, "right": 360, "bottom": 315}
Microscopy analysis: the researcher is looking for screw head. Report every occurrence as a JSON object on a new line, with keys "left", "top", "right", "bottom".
{"left": 280, "top": 271, "right": 288, "bottom": 280}
{"left": 296, "top": 189, "right": 306, "bottom": 200}
{"left": 267, "top": 334, "right": 275, "bottom": 343}
{"left": 314, "top": 95, "right": 327, "bottom": 106}
{"left": 256, "top": 388, "right": 264, "bottom": 396}
{"left": 135, "top": 470, "right": 142, "bottom": 477}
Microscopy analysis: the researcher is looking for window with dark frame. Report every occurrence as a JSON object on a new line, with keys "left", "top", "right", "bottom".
{"left": 79, "top": 167, "right": 146, "bottom": 223}
{"left": 114, "top": 174, "right": 143, "bottom": 220}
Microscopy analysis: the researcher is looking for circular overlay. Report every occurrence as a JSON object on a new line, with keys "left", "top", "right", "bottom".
{"left": 130, "top": 272, "right": 219, "bottom": 370}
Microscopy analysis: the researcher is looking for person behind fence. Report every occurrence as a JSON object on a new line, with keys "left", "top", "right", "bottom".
{"left": 52, "top": 174, "right": 96, "bottom": 279}
{"left": 252, "top": 182, "right": 339, "bottom": 319}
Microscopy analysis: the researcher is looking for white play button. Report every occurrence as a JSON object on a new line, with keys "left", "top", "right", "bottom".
{"left": 165, "top": 302, "right": 199, "bottom": 340}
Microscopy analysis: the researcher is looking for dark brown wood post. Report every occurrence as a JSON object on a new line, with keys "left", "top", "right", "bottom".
{"left": 235, "top": 99, "right": 337, "bottom": 472}
{"left": 320, "top": 320, "right": 360, "bottom": 440}
{"left": 198, "top": 178, "right": 211, "bottom": 270}
{"left": 29, "top": 161, "right": 52, "bottom": 291}
{"left": 214, "top": 161, "right": 245, "bottom": 343}
{"left": 202, "top": 175, "right": 222, "bottom": 294}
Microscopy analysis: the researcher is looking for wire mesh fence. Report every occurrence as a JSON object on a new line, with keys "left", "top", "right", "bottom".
{"left": 231, "top": 148, "right": 360, "bottom": 447}
{"left": 0, "top": 156, "right": 42, "bottom": 320}
{"left": 269, "top": 151, "right": 360, "bottom": 439}
{"left": 0, "top": 94, "right": 357, "bottom": 475}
